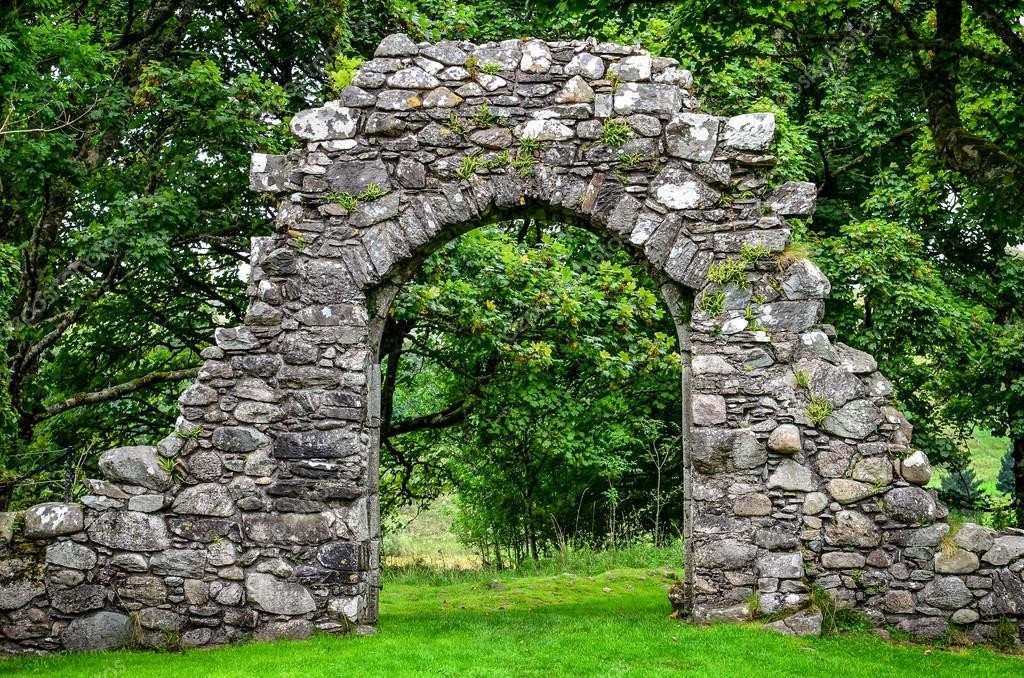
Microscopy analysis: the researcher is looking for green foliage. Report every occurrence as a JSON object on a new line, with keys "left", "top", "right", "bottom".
{"left": 480, "top": 61, "right": 503, "bottom": 75}
{"left": 157, "top": 456, "right": 183, "bottom": 484}
{"left": 706, "top": 258, "right": 749, "bottom": 288}
{"left": 327, "top": 54, "right": 365, "bottom": 93}
{"left": 329, "top": 192, "right": 360, "bottom": 212}
{"left": 517, "top": 136, "right": 540, "bottom": 154}
{"left": 472, "top": 101, "right": 496, "bottom": 126}
{"left": 383, "top": 225, "right": 683, "bottom": 561}
{"left": 795, "top": 369, "right": 811, "bottom": 390}
{"left": 739, "top": 242, "right": 771, "bottom": 263}
{"left": 456, "top": 154, "right": 483, "bottom": 181}
{"left": 696, "top": 289, "right": 725, "bottom": 317}
{"left": 599, "top": 118, "right": 632, "bottom": 147}
{"left": 358, "top": 183, "right": 388, "bottom": 201}
{"left": 806, "top": 394, "right": 834, "bottom": 426}
{"left": 510, "top": 150, "right": 535, "bottom": 177}
{"left": 444, "top": 111, "right": 465, "bottom": 135}
{"left": 619, "top": 151, "right": 644, "bottom": 168}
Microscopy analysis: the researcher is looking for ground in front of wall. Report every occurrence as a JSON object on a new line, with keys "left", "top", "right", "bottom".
{"left": 3, "top": 565, "right": 1023, "bottom": 677}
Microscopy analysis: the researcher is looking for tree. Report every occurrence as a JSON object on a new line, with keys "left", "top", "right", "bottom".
{"left": 0, "top": 1, "right": 396, "bottom": 507}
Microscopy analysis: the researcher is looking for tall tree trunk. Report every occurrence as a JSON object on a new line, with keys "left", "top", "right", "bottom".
{"left": 1013, "top": 436, "right": 1024, "bottom": 527}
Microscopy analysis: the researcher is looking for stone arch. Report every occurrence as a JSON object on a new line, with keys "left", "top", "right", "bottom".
{"left": 2, "top": 35, "right": 1023, "bottom": 653}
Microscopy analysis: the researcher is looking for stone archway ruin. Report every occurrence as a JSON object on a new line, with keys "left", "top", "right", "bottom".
{"left": 2, "top": 35, "right": 1023, "bottom": 653}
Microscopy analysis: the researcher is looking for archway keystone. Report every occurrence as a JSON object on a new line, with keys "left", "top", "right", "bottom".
{"left": 1, "top": 35, "right": 1023, "bottom": 653}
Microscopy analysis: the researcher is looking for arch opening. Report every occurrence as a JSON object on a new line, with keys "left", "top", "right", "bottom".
{"left": 366, "top": 212, "right": 692, "bottom": 604}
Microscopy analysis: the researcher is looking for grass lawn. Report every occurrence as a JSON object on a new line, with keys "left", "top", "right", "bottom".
{"left": 3, "top": 565, "right": 1022, "bottom": 677}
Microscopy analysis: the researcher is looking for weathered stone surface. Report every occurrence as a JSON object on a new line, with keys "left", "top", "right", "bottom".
{"left": 651, "top": 167, "right": 719, "bottom": 210}
{"left": 613, "top": 83, "right": 682, "bottom": 115}
{"left": 934, "top": 548, "right": 980, "bottom": 574}
{"left": 87, "top": 511, "right": 170, "bottom": 551}
{"left": 172, "top": 483, "right": 235, "bottom": 517}
{"left": 922, "top": 576, "right": 973, "bottom": 610}
{"left": 826, "top": 479, "right": 875, "bottom": 504}
{"left": 99, "top": 445, "right": 173, "bottom": 490}
{"left": 212, "top": 426, "right": 270, "bottom": 453}
{"left": 765, "top": 609, "right": 822, "bottom": 637}
{"left": 757, "top": 301, "right": 821, "bottom": 333}
{"left": 151, "top": 549, "right": 208, "bottom": 576}
{"left": 982, "top": 535, "right": 1024, "bottom": 566}
{"left": 565, "top": 53, "right": 605, "bottom": 79}
{"left": 0, "top": 561, "right": 44, "bottom": 610}
{"left": 62, "top": 612, "right": 133, "bottom": 651}
{"left": 290, "top": 103, "right": 358, "bottom": 140}
{"left": 272, "top": 428, "right": 364, "bottom": 459}
{"left": 387, "top": 67, "right": 439, "bottom": 89}
{"left": 665, "top": 113, "right": 719, "bottom": 161}
{"left": 781, "top": 259, "right": 830, "bottom": 300}
{"left": 553, "top": 75, "right": 594, "bottom": 104}
{"left": 245, "top": 573, "right": 316, "bottom": 615}
{"left": 722, "top": 112, "right": 775, "bottom": 150}
{"left": 734, "top": 493, "right": 772, "bottom": 517}
{"left": 23, "top": 503, "right": 83, "bottom": 538}
{"left": 374, "top": 33, "right": 418, "bottom": 57}
{"left": 691, "top": 428, "right": 767, "bottom": 473}
{"left": 850, "top": 457, "right": 893, "bottom": 486}
{"left": 955, "top": 523, "right": 995, "bottom": 553}
{"left": 767, "top": 460, "right": 817, "bottom": 492}
{"left": 468, "top": 128, "right": 512, "bottom": 149}
{"left": 694, "top": 539, "right": 757, "bottom": 570}
{"left": 883, "top": 487, "right": 936, "bottom": 525}
{"left": 242, "top": 512, "right": 335, "bottom": 545}
{"left": 821, "top": 400, "right": 882, "bottom": 439}
{"left": 767, "top": 181, "right": 816, "bottom": 217}
{"left": 803, "top": 492, "right": 828, "bottom": 515}
{"left": 767, "top": 424, "right": 801, "bottom": 454}
{"left": 825, "top": 510, "right": 881, "bottom": 548}
{"left": 513, "top": 119, "right": 574, "bottom": 141}
{"left": 691, "top": 394, "right": 727, "bottom": 426}
{"left": 139, "top": 608, "right": 183, "bottom": 632}
{"left": 897, "top": 617, "right": 949, "bottom": 640}
{"left": 821, "top": 551, "right": 866, "bottom": 569}
{"left": 898, "top": 450, "right": 932, "bottom": 485}
{"left": 52, "top": 585, "right": 107, "bottom": 614}
{"left": 128, "top": 494, "right": 165, "bottom": 512}
{"left": 45, "top": 542, "right": 97, "bottom": 570}
{"left": 758, "top": 552, "right": 803, "bottom": 578}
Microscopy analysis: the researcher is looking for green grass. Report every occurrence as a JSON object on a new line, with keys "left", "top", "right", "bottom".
{"left": 4, "top": 565, "right": 1022, "bottom": 676}
{"left": 931, "top": 429, "right": 1011, "bottom": 497}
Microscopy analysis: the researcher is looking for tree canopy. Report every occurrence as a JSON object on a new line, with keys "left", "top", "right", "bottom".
{"left": 1, "top": 0, "right": 1022, "bottom": 535}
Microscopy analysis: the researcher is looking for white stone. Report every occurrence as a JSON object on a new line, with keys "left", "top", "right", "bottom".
{"left": 722, "top": 112, "right": 775, "bottom": 150}
{"left": 290, "top": 102, "right": 359, "bottom": 141}
{"left": 566, "top": 53, "right": 605, "bottom": 79}
{"left": 803, "top": 492, "right": 829, "bottom": 515}
{"left": 513, "top": 119, "right": 574, "bottom": 141}
{"left": 615, "top": 55, "right": 652, "bottom": 81}
{"left": 386, "top": 67, "right": 440, "bottom": 89}
{"left": 898, "top": 450, "right": 932, "bottom": 485}
{"left": 519, "top": 40, "right": 552, "bottom": 73}
{"left": 553, "top": 76, "right": 595, "bottom": 104}
{"left": 768, "top": 460, "right": 818, "bottom": 492}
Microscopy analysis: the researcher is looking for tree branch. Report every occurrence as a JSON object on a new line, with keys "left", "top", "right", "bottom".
{"left": 385, "top": 402, "right": 468, "bottom": 438}
{"left": 38, "top": 366, "right": 199, "bottom": 421}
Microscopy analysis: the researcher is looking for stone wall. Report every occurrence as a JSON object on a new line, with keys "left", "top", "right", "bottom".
{"left": 1, "top": 35, "right": 1022, "bottom": 654}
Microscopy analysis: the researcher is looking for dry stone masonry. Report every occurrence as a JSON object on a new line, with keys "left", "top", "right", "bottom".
{"left": 2, "top": 35, "right": 1023, "bottom": 654}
